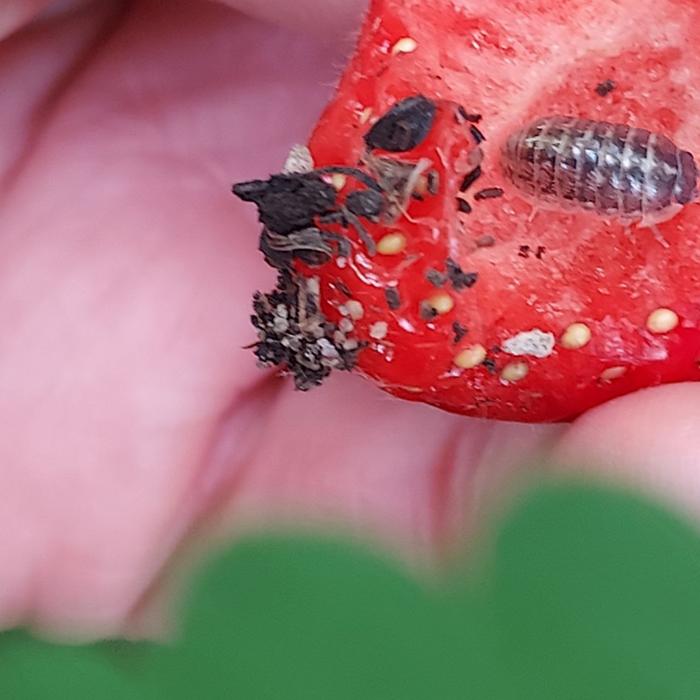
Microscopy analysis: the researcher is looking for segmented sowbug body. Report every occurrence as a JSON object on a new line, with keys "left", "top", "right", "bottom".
{"left": 501, "top": 116, "right": 698, "bottom": 225}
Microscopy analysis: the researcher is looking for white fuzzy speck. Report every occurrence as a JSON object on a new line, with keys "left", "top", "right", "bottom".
{"left": 369, "top": 321, "right": 388, "bottom": 340}
{"left": 282, "top": 144, "right": 314, "bottom": 174}
{"left": 317, "top": 338, "right": 340, "bottom": 359}
{"left": 502, "top": 329, "right": 555, "bottom": 358}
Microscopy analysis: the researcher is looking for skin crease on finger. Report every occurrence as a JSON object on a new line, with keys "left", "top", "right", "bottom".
{"left": 0, "top": 0, "right": 696, "bottom": 641}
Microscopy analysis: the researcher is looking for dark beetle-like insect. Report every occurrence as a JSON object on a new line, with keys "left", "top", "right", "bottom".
{"left": 502, "top": 116, "right": 698, "bottom": 226}
{"left": 233, "top": 173, "right": 337, "bottom": 235}
{"left": 233, "top": 167, "right": 385, "bottom": 267}
{"left": 364, "top": 95, "right": 437, "bottom": 152}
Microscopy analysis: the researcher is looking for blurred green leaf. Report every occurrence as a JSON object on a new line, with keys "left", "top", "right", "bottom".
{"left": 0, "top": 630, "right": 151, "bottom": 698}
{"left": 487, "top": 482, "right": 700, "bottom": 700}
{"left": 4, "top": 481, "right": 700, "bottom": 699}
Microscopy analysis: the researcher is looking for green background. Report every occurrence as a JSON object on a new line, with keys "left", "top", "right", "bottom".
{"left": 2, "top": 480, "right": 700, "bottom": 699}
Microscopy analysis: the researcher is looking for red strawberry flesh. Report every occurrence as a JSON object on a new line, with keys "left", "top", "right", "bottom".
{"left": 293, "top": 0, "right": 700, "bottom": 422}
{"left": 239, "top": 0, "right": 700, "bottom": 423}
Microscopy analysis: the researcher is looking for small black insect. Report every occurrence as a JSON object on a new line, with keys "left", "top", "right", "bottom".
{"left": 384, "top": 287, "right": 402, "bottom": 310}
{"left": 345, "top": 189, "right": 385, "bottom": 219}
{"left": 470, "top": 125, "right": 486, "bottom": 145}
{"left": 474, "top": 186, "right": 504, "bottom": 201}
{"left": 445, "top": 258, "right": 478, "bottom": 291}
{"left": 595, "top": 79, "right": 616, "bottom": 97}
{"left": 452, "top": 321, "right": 468, "bottom": 344}
{"left": 425, "top": 268, "right": 447, "bottom": 287}
{"left": 456, "top": 198, "right": 472, "bottom": 214}
{"left": 457, "top": 106, "right": 482, "bottom": 123}
{"left": 233, "top": 173, "right": 336, "bottom": 235}
{"left": 460, "top": 165, "right": 482, "bottom": 192}
{"left": 364, "top": 95, "right": 437, "bottom": 152}
{"left": 234, "top": 166, "right": 388, "bottom": 268}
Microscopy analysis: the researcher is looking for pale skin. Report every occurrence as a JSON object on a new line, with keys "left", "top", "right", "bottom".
{"left": 2, "top": 0, "right": 700, "bottom": 639}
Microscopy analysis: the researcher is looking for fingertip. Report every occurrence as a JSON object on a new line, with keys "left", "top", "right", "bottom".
{"left": 552, "top": 383, "right": 700, "bottom": 519}
{"left": 220, "top": 0, "right": 368, "bottom": 37}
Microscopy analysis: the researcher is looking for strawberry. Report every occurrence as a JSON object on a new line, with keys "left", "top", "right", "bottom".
{"left": 237, "top": 0, "right": 700, "bottom": 422}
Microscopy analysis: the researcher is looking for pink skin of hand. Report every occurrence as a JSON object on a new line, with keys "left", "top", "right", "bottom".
{"left": 1, "top": 0, "right": 699, "bottom": 639}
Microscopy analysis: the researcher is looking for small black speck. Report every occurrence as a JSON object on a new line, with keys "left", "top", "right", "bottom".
{"left": 364, "top": 95, "right": 437, "bottom": 152}
{"left": 452, "top": 321, "right": 468, "bottom": 344}
{"left": 474, "top": 187, "right": 504, "bottom": 201}
{"left": 334, "top": 280, "right": 352, "bottom": 297}
{"left": 419, "top": 301, "right": 439, "bottom": 320}
{"left": 457, "top": 198, "right": 472, "bottom": 214}
{"left": 427, "top": 171, "right": 440, "bottom": 195}
{"left": 426, "top": 268, "right": 447, "bottom": 287}
{"left": 482, "top": 357, "right": 497, "bottom": 374}
{"left": 535, "top": 245, "right": 546, "bottom": 259}
{"left": 518, "top": 245, "right": 531, "bottom": 258}
{"left": 458, "top": 106, "right": 482, "bottom": 123}
{"left": 470, "top": 124, "right": 486, "bottom": 144}
{"left": 445, "top": 258, "right": 478, "bottom": 291}
{"left": 460, "top": 166, "right": 482, "bottom": 192}
{"left": 595, "top": 79, "right": 616, "bottom": 97}
{"left": 384, "top": 287, "right": 401, "bottom": 310}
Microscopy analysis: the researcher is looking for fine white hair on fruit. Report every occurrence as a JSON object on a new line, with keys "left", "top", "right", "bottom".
{"left": 501, "top": 116, "right": 698, "bottom": 227}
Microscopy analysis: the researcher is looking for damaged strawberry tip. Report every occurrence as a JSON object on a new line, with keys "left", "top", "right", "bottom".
{"left": 250, "top": 269, "right": 364, "bottom": 391}
{"left": 234, "top": 93, "right": 481, "bottom": 389}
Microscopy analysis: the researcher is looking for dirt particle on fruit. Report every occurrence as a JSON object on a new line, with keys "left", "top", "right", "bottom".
{"left": 364, "top": 95, "right": 436, "bottom": 153}
{"left": 282, "top": 144, "right": 314, "bottom": 174}
{"left": 535, "top": 246, "right": 546, "bottom": 259}
{"left": 460, "top": 165, "right": 482, "bottom": 192}
{"left": 445, "top": 258, "right": 478, "bottom": 290}
{"left": 333, "top": 279, "right": 352, "bottom": 297}
{"left": 457, "top": 197, "right": 472, "bottom": 213}
{"left": 384, "top": 287, "right": 402, "bottom": 309}
{"left": 646, "top": 307, "right": 679, "bottom": 334}
{"left": 343, "top": 299, "right": 364, "bottom": 320}
{"left": 452, "top": 321, "right": 468, "bottom": 343}
{"left": 251, "top": 270, "right": 363, "bottom": 390}
{"left": 475, "top": 234, "right": 495, "bottom": 248}
{"left": 518, "top": 245, "right": 531, "bottom": 258}
{"left": 426, "top": 268, "right": 447, "bottom": 287}
{"left": 500, "top": 361, "right": 529, "bottom": 384}
{"left": 369, "top": 321, "right": 389, "bottom": 340}
{"left": 420, "top": 301, "right": 439, "bottom": 320}
{"left": 502, "top": 329, "right": 555, "bottom": 358}
{"left": 470, "top": 124, "right": 486, "bottom": 144}
{"left": 595, "top": 79, "right": 616, "bottom": 97}
{"left": 474, "top": 186, "right": 504, "bottom": 201}
{"left": 457, "top": 106, "right": 482, "bottom": 123}
{"left": 482, "top": 357, "right": 498, "bottom": 374}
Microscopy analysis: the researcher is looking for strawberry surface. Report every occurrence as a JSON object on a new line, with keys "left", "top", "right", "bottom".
{"left": 244, "top": 0, "right": 700, "bottom": 422}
